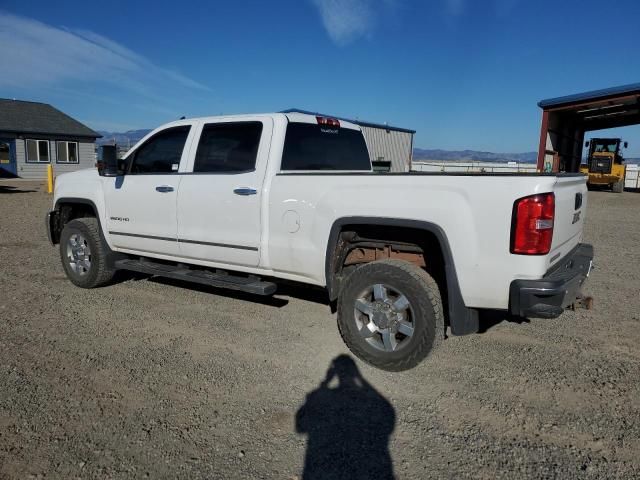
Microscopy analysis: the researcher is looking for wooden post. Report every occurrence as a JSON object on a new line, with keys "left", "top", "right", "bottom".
{"left": 537, "top": 111, "right": 549, "bottom": 172}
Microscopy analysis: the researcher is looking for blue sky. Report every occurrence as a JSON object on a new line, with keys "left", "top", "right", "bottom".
{"left": 1, "top": 0, "right": 640, "bottom": 154}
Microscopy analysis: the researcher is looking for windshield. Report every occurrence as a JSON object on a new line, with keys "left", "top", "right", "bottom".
{"left": 592, "top": 139, "right": 619, "bottom": 154}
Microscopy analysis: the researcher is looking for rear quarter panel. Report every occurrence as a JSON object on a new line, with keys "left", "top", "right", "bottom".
{"left": 267, "top": 173, "right": 563, "bottom": 309}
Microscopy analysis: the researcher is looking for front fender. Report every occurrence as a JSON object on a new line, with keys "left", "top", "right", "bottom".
{"left": 51, "top": 169, "right": 111, "bottom": 248}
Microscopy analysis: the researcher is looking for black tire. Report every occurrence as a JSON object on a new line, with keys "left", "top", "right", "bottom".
{"left": 59, "top": 217, "right": 116, "bottom": 288}
{"left": 337, "top": 259, "right": 444, "bottom": 371}
{"left": 612, "top": 179, "right": 624, "bottom": 193}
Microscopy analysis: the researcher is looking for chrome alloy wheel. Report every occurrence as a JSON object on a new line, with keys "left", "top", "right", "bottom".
{"left": 66, "top": 233, "right": 92, "bottom": 276}
{"left": 353, "top": 283, "right": 415, "bottom": 352}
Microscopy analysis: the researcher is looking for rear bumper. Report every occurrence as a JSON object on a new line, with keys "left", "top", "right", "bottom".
{"left": 509, "top": 243, "right": 594, "bottom": 318}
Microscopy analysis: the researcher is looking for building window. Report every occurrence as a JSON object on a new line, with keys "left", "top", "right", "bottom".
{"left": 56, "top": 141, "right": 79, "bottom": 163}
{"left": 26, "top": 139, "right": 50, "bottom": 163}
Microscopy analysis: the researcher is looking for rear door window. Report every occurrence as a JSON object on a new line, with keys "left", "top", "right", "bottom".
{"left": 193, "top": 122, "right": 263, "bottom": 173}
{"left": 281, "top": 123, "right": 370, "bottom": 171}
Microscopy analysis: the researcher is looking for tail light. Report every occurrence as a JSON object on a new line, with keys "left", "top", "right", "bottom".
{"left": 316, "top": 116, "right": 340, "bottom": 127}
{"left": 511, "top": 193, "right": 555, "bottom": 255}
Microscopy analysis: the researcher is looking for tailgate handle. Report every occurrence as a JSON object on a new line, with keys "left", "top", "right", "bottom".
{"left": 575, "top": 192, "right": 583, "bottom": 210}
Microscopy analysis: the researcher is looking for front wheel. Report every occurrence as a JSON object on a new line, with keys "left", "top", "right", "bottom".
{"left": 59, "top": 218, "right": 116, "bottom": 288}
{"left": 612, "top": 179, "right": 624, "bottom": 193}
{"left": 337, "top": 259, "right": 444, "bottom": 371}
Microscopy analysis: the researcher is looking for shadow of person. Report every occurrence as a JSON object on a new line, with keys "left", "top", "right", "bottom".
{"left": 296, "top": 355, "right": 396, "bottom": 480}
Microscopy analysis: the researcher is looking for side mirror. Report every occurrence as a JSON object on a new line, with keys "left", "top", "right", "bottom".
{"left": 624, "top": 142, "right": 628, "bottom": 149}
{"left": 97, "top": 145, "right": 124, "bottom": 177}
{"left": 585, "top": 141, "right": 590, "bottom": 148}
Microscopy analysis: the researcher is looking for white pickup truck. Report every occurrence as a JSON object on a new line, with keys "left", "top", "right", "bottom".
{"left": 47, "top": 112, "right": 593, "bottom": 371}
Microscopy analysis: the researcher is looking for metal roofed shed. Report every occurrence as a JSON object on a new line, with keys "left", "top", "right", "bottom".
{"left": 282, "top": 108, "right": 415, "bottom": 172}
{"left": 0, "top": 99, "right": 100, "bottom": 179}
{"left": 537, "top": 82, "right": 640, "bottom": 172}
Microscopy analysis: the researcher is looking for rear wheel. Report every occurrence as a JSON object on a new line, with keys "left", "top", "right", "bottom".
{"left": 612, "top": 179, "right": 624, "bottom": 193}
{"left": 337, "top": 259, "right": 444, "bottom": 371}
{"left": 59, "top": 218, "right": 116, "bottom": 288}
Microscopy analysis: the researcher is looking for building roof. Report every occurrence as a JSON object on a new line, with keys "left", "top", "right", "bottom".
{"left": 538, "top": 82, "right": 640, "bottom": 109}
{"left": 281, "top": 108, "right": 416, "bottom": 134}
{"left": 0, "top": 98, "right": 100, "bottom": 138}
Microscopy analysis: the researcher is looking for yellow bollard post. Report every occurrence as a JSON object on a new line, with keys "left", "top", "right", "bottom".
{"left": 47, "top": 164, "right": 54, "bottom": 194}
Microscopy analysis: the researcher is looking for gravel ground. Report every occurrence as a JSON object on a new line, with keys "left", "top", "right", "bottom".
{"left": 0, "top": 180, "right": 639, "bottom": 479}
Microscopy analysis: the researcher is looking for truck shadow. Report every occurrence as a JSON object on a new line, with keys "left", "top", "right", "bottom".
{"left": 296, "top": 355, "right": 395, "bottom": 480}
{"left": 476, "top": 310, "right": 530, "bottom": 334}
{"left": 118, "top": 272, "right": 529, "bottom": 332}
{"left": 121, "top": 272, "right": 331, "bottom": 309}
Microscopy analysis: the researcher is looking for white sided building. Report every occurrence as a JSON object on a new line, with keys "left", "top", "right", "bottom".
{"left": 0, "top": 99, "right": 100, "bottom": 180}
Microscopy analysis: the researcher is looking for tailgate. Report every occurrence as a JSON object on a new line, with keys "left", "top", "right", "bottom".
{"left": 548, "top": 175, "right": 588, "bottom": 268}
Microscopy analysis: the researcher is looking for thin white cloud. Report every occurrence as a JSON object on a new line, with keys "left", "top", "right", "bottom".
{"left": 0, "top": 11, "right": 209, "bottom": 95}
{"left": 311, "top": 0, "right": 380, "bottom": 45}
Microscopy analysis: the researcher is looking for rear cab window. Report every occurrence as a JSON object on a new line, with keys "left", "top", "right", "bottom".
{"left": 281, "top": 122, "right": 371, "bottom": 171}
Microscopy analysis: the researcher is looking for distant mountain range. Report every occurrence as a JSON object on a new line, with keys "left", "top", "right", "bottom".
{"left": 412, "top": 148, "right": 538, "bottom": 163}
{"left": 96, "top": 129, "right": 151, "bottom": 147}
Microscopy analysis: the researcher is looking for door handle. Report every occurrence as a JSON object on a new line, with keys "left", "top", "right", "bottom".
{"left": 233, "top": 187, "right": 257, "bottom": 196}
{"left": 155, "top": 185, "right": 174, "bottom": 193}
